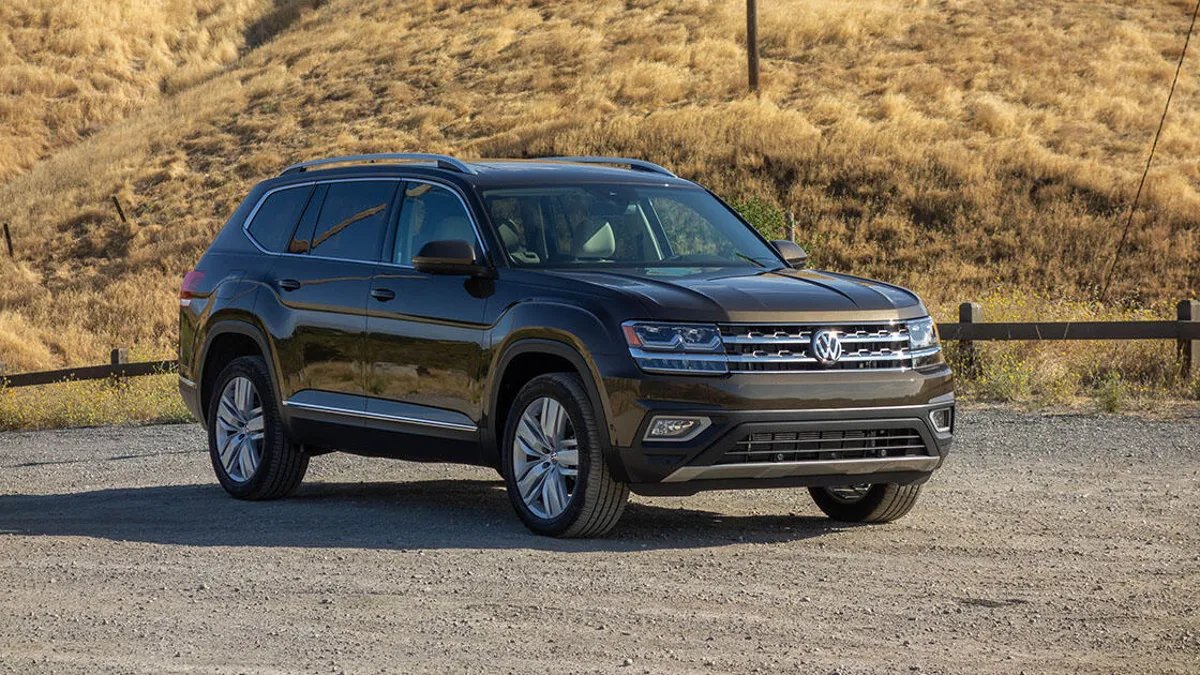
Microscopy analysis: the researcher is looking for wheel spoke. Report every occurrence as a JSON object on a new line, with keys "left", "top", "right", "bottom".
{"left": 236, "top": 439, "right": 254, "bottom": 479}
{"left": 541, "top": 469, "right": 561, "bottom": 515}
{"left": 555, "top": 449, "right": 578, "bottom": 467}
{"left": 517, "top": 461, "right": 549, "bottom": 499}
{"left": 215, "top": 413, "right": 239, "bottom": 435}
{"left": 552, "top": 469, "right": 569, "bottom": 511}
{"left": 524, "top": 469, "right": 550, "bottom": 509}
{"left": 218, "top": 395, "right": 243, "bottom": 425}
{"left": 517, "top": 415, "right": 550, "bottom": 457}
{"left": 234, "top": 378, "right": 252, "bottom": 411}
{"left": 217, "top": 432, "right": 239, "bottom": 469}
{"left": 540, "top": 398, "right": 564, "bottom": 444}
{"left": 243, "top": 440, "right": 260, "bottom": 477}
{"left": 245, "top": 411, "right": 264, "bottom": 435}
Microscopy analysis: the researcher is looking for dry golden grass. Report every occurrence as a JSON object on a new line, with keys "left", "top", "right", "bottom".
{"left": 0, "top": 373, "right": 190, "bottom": 430}
{"left": 0, "top": 0, "right": 1197, "bottom": 405}
{"left": 0, "top": 0, "right": 282, "bottom": 181}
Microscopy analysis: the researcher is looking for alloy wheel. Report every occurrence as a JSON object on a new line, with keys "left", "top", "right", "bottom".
{"left": 214, "top": 376, "right": 265, "bottom": 482}
{"left": 512, "top": 396, "right": 579, "bottom": 519}
{"left": 824, "top": 483, "right": 872, "bottom": 504}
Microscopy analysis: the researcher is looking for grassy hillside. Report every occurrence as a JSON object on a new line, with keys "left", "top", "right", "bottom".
{"left": 0, "top": 0, "right": 1197, "bottom": 388}
{"left": 0, "top": 0, "right": 290, "bottom": 181}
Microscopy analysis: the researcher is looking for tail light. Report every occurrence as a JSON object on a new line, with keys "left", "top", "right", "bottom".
{"left": 180, "top": 270, "right": 205, "bottom": 306}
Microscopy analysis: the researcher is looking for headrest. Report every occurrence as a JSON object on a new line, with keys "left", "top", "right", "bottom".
{"left": 574, "top": 218, "right": 615, "bottom": 259}
{"left": 498, "top": 221, "right": 521, "bottom": 248}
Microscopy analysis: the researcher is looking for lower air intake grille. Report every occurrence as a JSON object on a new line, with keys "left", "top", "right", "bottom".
{"left": 718, "top": 428, "right": 929, "bottom": 465}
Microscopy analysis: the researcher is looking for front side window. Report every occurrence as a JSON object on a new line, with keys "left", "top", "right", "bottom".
{"left": 481, "top": 184, "right": 782, "bottom": 269}
{"left": 247, "top": 185, "right": 314, "bottom": 252}
{"left": 299, "top": 181, "right": 398, "bottom": 261}
{"left": 392, "top": 182, "right": 479, "bottom": 265}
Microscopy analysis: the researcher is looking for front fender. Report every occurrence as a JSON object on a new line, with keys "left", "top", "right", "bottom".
{"left": 483, "top": 300, "right": 626, "bottom": 475}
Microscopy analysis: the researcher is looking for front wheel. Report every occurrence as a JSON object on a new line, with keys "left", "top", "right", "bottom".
{"left": 808, "top": 483, "right": 922, "bottom": 523}
{"left": 501, "top": 373, "right": 629, "bottom": 537}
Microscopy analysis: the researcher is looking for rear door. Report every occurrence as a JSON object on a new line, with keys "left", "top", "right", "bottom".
{"left": 261, "top": 179, "right": 400, "bottom": 432}
{"left": 363, "top": 180, "right": 490, "bottom": 460}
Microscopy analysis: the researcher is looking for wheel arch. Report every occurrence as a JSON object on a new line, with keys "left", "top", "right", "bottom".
{"left": 197, "top": 319, "right": 279, "bottom": 424}
{"left": 484, "top": 338, "right": 617, "bottom": 473}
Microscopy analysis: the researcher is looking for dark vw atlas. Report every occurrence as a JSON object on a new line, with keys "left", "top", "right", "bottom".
{"left": 178, "top": 153, "right": 955, "bottom": 537}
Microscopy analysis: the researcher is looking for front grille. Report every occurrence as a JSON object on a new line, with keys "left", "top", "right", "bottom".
{"left": 720, "top": 322, "right": 932, "bottom": 372}
{"left": 718, "top": 427, "right": 929, "bottom": 465}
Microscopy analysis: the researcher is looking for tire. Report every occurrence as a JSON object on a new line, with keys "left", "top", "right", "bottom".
{"left": 501, "top": 373, "right": 629, "bottom": 537}
{"left": 808, "top": 482, "right": 922, "bottom": 523}
{"left": 206, "top": 355, "right": 308, "bottom": 500}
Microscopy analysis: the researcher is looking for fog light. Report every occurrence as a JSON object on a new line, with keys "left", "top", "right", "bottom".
{"left": 929, "top": 407, "right": 954, "bottom": 433}
{"left": 644, "top": 416, "right": 711, "bottom": 442}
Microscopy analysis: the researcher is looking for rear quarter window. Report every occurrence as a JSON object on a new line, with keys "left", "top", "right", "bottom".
{"left": 246, "top": 186, "right": 314, "bottom": 252}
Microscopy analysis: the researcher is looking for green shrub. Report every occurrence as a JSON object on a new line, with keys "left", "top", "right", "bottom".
{"left": 1093, "top": 371, "right": 1127, "bottom": 413}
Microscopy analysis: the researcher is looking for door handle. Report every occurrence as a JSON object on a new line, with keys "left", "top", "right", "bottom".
{"left": 277, "top": 278, "right": 301, "bottom": 291}
{"left": 370, "top": 287, "right": 396, "bottom": 302}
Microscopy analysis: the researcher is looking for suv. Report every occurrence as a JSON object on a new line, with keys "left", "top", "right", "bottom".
{"left": 178, "top": 153, "right": 954, "bottom": 537}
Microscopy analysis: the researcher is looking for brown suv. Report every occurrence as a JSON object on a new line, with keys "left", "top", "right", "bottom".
{"left": 178, "top": 154, "right": 954, "bottom": 537}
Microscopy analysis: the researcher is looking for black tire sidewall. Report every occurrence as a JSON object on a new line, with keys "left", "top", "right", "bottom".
{"left": 501, "top": 374, "right": 598, "bottom": 536}
{"left": 808, "top": 483, "right": 921, "bottom": 523}
{"left": 206, "top": 356, "right": 286, "bottom": 499}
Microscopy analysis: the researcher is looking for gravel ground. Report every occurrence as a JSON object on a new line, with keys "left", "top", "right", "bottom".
{"left": 0, "top": 406, "right": 1197, "bottom": 674}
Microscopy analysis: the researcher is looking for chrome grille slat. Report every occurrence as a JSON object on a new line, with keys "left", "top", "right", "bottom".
{"left": 720, "top": 322, "right": 933, "bottom": 372}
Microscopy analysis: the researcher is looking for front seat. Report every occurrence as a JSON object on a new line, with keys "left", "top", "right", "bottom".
{"left": 573, "top": 217, "right": 615, "bottom": 260}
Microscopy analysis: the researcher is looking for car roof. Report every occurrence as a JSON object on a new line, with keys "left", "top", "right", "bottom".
{"left": 259, "top": 157, "right": 698, "bottom": 191}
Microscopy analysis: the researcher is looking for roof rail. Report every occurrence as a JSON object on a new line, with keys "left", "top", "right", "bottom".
{"left": 540, "top": 156, "right": 676, "bottom": 178}
{"left": 280, "top": 153, "right": 477, "bottom": 176}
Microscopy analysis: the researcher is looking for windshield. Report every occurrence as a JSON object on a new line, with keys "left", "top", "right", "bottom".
{"left": 480, "top": 184, "right": 783, "bottom": 269}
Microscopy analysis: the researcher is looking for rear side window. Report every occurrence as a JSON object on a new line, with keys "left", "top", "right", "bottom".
{"left": 246, "top": 186, "right": 313, "bottom": 252}
{"left": 303, "top": 180, "right": 398, "bottom": 261}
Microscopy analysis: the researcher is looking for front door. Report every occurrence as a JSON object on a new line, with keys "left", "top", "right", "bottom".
{"left": 364, "top": 180, "right": 491, "bottom": 461}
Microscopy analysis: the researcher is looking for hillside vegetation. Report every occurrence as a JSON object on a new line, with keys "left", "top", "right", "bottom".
{"left": 0, "top": 0, "right": 1198, "bottom": 386}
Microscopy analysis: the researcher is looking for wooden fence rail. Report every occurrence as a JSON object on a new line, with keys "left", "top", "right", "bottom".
{"left": 0, "top": 299, "right": 1195, "bottom": 388}
{"left": 0, "top": 349, "right": 176, "bottom": 389}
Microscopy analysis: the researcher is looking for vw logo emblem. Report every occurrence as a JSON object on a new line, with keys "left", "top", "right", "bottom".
{"left": 811, "top": 329, "right": 843, "bottom": 365}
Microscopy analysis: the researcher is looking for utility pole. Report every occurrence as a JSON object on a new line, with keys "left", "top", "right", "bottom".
{"left": 747, "top": 0, "right": 760, "bottom": 93}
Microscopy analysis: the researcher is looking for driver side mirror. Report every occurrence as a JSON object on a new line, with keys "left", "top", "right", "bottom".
{"left": 412, "top": 240, "right": 492, "bottom": 277}
{"left": 771, "top": 240, "right": 808, "bottom": 269}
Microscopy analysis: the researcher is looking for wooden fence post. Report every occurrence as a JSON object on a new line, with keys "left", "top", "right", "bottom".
{"left": 1180, "top": 299, "right": 1199, "bottom": 379}
{"left": 959, "top": 302, "right": 982, "bottom": 375}
{"left": 786, "top": 211, "right": 797, "bottom": 241}
{"left": 746, "top": 0, "right": 759, "bottom": 93}
{"left": 2, "top": 223, "right": 12, "bottom": 257}
{"left": 111, "top": 348, "right": 128, "bottom": 366}
{"left": 111, "top": 196, "right": 129, "bottom": 225}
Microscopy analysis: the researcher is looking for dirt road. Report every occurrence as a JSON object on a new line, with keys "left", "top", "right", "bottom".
{"left": 0, "top": 407, "right": 1197, "bottom": 673}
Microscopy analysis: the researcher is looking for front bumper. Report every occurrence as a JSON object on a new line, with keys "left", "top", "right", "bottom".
{"left": 621, "top": 401, "right": 953, "bottom": 495}
{"left": 595, "top": 355, "right": 955, "bottom": 496}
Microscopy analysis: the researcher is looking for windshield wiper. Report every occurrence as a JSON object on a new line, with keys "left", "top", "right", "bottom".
{"left": 733, "top": 252, "right": 766, "bottom": 268}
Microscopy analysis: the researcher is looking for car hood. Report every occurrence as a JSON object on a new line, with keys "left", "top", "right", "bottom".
{"left": 541, "top": 266, "right": 926, "bottom": 323}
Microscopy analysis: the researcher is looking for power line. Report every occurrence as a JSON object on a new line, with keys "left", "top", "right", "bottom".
{"left": 1100, "top": 0, "right": 1200, "bottom": 301}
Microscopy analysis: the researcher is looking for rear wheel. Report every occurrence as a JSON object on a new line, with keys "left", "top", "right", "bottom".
{"left": 502, "top": 373, "right": 628, "bottom": 537}
{"left": 206, "top": 356, "right": 308, "bottom": 500}
{"left": 808, "top": 483, "right": 922, "bottom": 523}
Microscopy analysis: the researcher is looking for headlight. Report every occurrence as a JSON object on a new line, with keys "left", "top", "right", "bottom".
{"left": 907, "top": 316, "right": 940, "bottom": 351}
{"left": 622, "top": 321, "right": 727, "bottom": 374}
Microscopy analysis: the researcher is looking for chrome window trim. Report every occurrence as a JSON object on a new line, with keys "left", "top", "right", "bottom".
{"left": 281, "top": 400, "right": 477, "bottom": 432}
{"left": 240, "top": 177, "right": 490, "bottom": 269}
